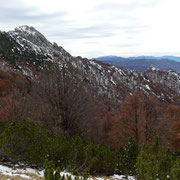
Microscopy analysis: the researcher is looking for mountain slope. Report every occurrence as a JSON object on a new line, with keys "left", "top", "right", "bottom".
{"left": 1, "top": 25, "right": 180, "bottom": 104}
{"left": 0, "top": 25, "right": 70, "bottom": 70}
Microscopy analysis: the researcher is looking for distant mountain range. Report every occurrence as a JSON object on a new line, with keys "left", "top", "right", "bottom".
{"left": 94, "top": 56, "right": 180, "bottom": 72}
{"left": 94, "top": 55, "right": 180, "bottom": 62}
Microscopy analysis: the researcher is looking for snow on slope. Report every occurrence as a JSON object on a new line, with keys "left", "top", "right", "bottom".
{"left": 0, "top": 164, "right": 135, "bottom": 180}
{"left": 0, "top": 165, "right": 135, "bottom": 180}
{"left": 0, "top": 164, "right": 43, "bottom": 179}
{"left": 8, "top": 25, "right": 70, "bottom": 60}
{"left": 1, "top": 25, "right": 180, "bottom": 103}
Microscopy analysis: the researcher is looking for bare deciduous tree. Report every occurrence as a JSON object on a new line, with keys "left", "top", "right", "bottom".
{"left": 30, "top": 59, "right": 98, "bottom": 137}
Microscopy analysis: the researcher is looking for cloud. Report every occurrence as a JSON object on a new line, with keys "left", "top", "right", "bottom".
{"left": 95, "top": 0, "right": 159, "bottom": 12}
{"left": 1, "top": 0, "right": 180, "bottom": 58}
{"left": 0, "top": 0, "right": 68, "bottom": 31}
{"left": 108, "top": 43, "right": 140, "bottom": 48}
{"left": 45, "top": 24, "right": 119, "bottom": 40}
{"left": 0, "top": 8, "right": 66, "bottom": 22}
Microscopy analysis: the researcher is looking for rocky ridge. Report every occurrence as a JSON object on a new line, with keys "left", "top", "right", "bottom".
{"left": 0, "top": 25, "right": 180, "bottom": 103}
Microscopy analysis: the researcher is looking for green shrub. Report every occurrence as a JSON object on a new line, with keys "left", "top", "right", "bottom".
{"left": 48, "top": 134, "right": 68, "bottom": 168}
{"left": 44, "top": 160, "right": 63, "bottom": 180}
{"left": 82, "top": 170, "right": 88, "bottom": 180}
{"left": 44, "top": 160, "right": 55, "bottom": 180}
{"left": 49, "top": 135, "right": 117, "bottom": 175}
{"left": 54, "top": 167, "right": 61, "bottom": 180}
{"left": 173, "top": 151, "right": 180, "bottom": 159}
{"left": 136, "top": 137, "right": 173, "bottom": 180}
{"left": 88, "top": 142, "right": 117, "bottom": 174}
{"left": 0, "top": 120, "right": 50, "bottom": 164}
{"left": 170, "top": 158, "right": 180, "bottom": 180}
{"left": 74, "top": 176, "right": 79, "bottom": 180}
{"left": 67, "top": 174, "right": 72, "bottom": 180}
{"left": 117, "top": 137, "right": 138, "bottom": 176}
{"left": 0, "top": 121, "right": 6, "bottom": 135}
{"left": 61, "top": 175, "right": 65, "bottom": 180}
{"left": 69, "top": 136, "right": 88, "bottom": 168}
{"left": 0, "top": 120, "right": 117, "bottom": 175}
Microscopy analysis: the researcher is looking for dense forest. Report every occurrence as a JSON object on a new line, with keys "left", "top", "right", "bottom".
{"left": 0, "top": 59, "right": 179, "bottom": 179}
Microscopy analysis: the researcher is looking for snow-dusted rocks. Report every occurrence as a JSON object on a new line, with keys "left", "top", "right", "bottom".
{"left": 8, "top": 25, "right": 70, "bottom": 61}
{"left": 1, "top": 25, "right": 180, "bottom": 103}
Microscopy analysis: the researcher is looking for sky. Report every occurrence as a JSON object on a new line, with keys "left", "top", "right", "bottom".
{"left": 1, "top": 0, "right": 180, "bottom": 58}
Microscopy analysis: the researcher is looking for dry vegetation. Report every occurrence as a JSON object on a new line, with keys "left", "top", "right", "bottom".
{"left": 0, "top": 66, "right": 179, "bottom": 151}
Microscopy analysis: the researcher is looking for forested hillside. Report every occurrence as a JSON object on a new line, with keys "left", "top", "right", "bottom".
{"left": 0, "top": 26, "right": 179, "bottom": 179}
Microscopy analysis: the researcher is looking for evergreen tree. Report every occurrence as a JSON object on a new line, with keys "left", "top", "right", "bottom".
{"left": 170, "top": 158, "right": 180, "bottom": 180}
{"left": 54, "top": 167, "right": 61, "bottom": 180}
{"left": 44, "top": 160, "right": 55, "bottom": 180}
{"left": 117, "top": 137, "right": 138, "bottom": 176}
{"left": 136, "top": 137, "right": 173, "bottom": 180}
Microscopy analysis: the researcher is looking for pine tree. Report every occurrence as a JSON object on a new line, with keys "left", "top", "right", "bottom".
{"left": 117, "top": 138, "right": 138, "bottom": 176}
{"left": 44, "top": 160, "right": 55, "bottom": 180}
{"left": 136, "top": 137, "right": 173, "bottom": 180}
{"left": 82, "top": 170, "right": 88, "bottom": 180}
{"left": 170, "top": 158, "right": 180, "bottom": 180}
{"left": 54, "top": 167, "right": 61, "bottom": 180}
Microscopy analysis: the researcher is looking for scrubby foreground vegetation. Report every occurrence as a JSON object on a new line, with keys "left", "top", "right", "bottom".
{"left": 0, "top": 120, "right": 179, "bottom": 179}
{"left": 0, "top": 61, "right": 179, "bottom": 179}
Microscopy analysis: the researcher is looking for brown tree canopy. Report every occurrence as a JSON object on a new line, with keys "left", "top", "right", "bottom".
{"left": 165, "top": 104, "right": 180, "bottom": 150}
{"left": 171, "top": 120, "right": 180, "bottom": 150}
{"left": 111, "top": 91, "right": 163, "bottom": 149}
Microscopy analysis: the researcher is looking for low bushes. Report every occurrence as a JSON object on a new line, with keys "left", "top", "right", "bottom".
{"left": 170, "top": 158, "right": 180, "bottom": 180}
{"left": 0, "top": 120, "right": 117, "bottom": 174}
{"left": 0, "top": 120, "right": 50, "bottom": 164}
{"left": 0, "top": 120, "right": 179, "bottom": 177}
{"left": 136, "top": 137, "right": 179, "bottom": 180}
{"left": 48, "top": 135, "right": 116, "bottom": 174}
{"left": 44, "top": 160, "right": 88, "bottom": 180}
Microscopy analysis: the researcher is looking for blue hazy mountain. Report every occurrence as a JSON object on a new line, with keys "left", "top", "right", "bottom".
{"left": 94, "top": 55, "right": 180, "bottom": 62}
{"left": 95, "top": 56, "right": 126, "bottom": 61}
{"left": 94, "top": 56, "right": 180, "bottom": 72}
{"left": 161, "top": 56, "right": 180, "bottom": 62}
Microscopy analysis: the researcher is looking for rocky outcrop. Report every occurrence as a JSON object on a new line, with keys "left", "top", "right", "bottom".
{"left": 0, "top": 25, "right": 180, "bottom": 104}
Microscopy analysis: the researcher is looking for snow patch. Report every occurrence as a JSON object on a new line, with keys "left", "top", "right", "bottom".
{"left": 111, "top": 174, "right": 135, "bottom": 180}
{"left": 145, "top": 84, "right": 151, "bottom": 90}
{"left": 0, "top": 164, "right": 136, "bottom": 180}
{"left": 15, "top": 25, "right": 36, "bottom": 36}
{"left": 0, "top": 164, "right": 44, "bottom": 178}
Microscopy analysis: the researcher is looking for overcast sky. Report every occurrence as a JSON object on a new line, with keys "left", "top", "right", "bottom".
{"left": 1, "top": 0, "right": 180, "bottom": 58}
